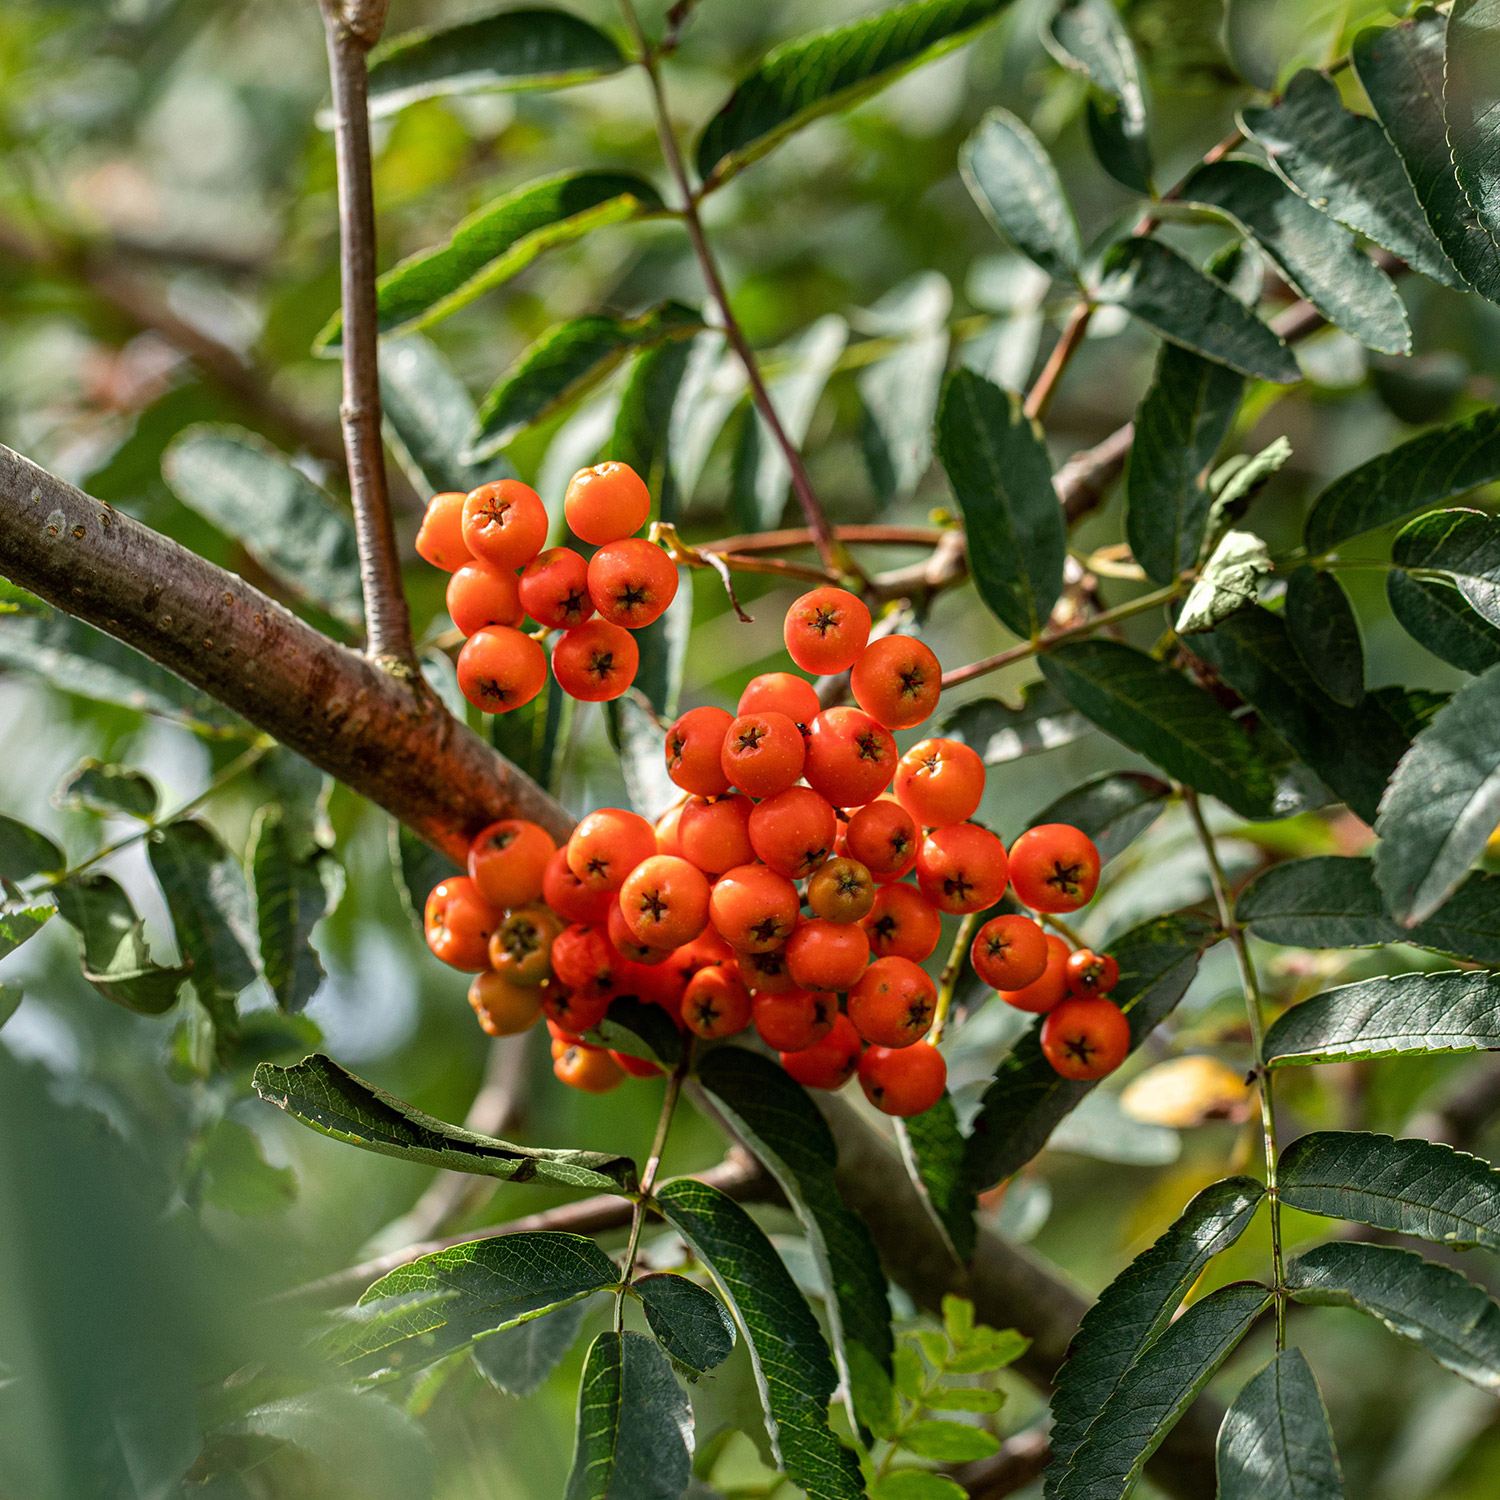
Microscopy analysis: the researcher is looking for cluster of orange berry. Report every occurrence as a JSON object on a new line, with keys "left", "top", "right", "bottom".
{"left": 415, "top": 461, "right": 673, "bottom": 710}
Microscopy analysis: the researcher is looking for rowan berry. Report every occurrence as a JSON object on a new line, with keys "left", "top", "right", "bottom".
{"left": 552, "top": 620, "right": 639, "bottom": 701}
{"left": 415, "top": 490, "right": 471, "bottom": 571}
{"left": 546, "top": 1016, "right": 584, "bottom": 1047}
{"left": 851, "top": 635, "right": 942, "bottom": 731}
{"left": 567, "top": 808, "right": 657, "bottom": 892}
{"left": 752, "top": 988, "right": 836, "bottom": 1052}
{"left": 783, "top": 587, "right": 871, "bottom": 675}
{"left": 682, "top": 965, "right": 753, "bottom": 1039}
{"left": 565, "top": 461, "right": 651, "bottom": 545}
{"left": 612, "top": 1049, "right": 664, "bottom": 1078}
{"left": 488, "top": 904, "right": 562, "bottom": 986}
{"left": 468, "top": 818, "right": 556, "bottom": 908}
{"left": 971, "top": 913, "right": 1048, "bottom": 991}
{"left": 859, "top": 1041, "right": 946, "bottom": 1117}
{"left": 915, "top": 823, "right": 1009, "bottom": 914}
{"left": 655, "top": 803, "right": 685, "bottom": 858}
{"left": 1066, "top": 948, "right": 1120, "bottom": 999}
{"left": 619, "top": 853, "right": 711, "bottom": 950}
{"left": 551, "top": 923, "right": 616, "bottom": 991}
{"left": 518, "top": 547, "right": 594, "bottom": 630}
{"left": 424, "top": 877, "right": 499, "bottom": 971}
{"left": 627, "top": 957, "right": 688, "bottom": 1016}
{"left": 544, "top": 985, "right": 612, "bottom": 1035}
{"left": 543, "top": 847, "right": 613, "bottom": 926}
{"left": 803, "top": 707, "right": 897, "bottom": 808}
{"left": 554, "top": 1042, "right": 624, "bottom": 1093}
{"left": 1041, "top": 995, "right": 1130, "bottom": 1080}
{"left": 457, "top": 626, "right": 548, "bottom": 714}
{"left": 843, "top": 799, "right": 918, "bottom": 883}
{"left": 739, "top": 672, "right": 821, "bottom": 724}
{"left": 720, "top": 711, "right": 805, "bottom": 799}
{"left": 678, "top": 794, "right": 755, "bottom": 876}
{"left": 998, "top": 933, "right": 1071, "bottom": 1014}
{"left": 806, "top": 856, "right": 876, "bottom": 924}
{"left": 736, "top": 944, "right": 796, "bottom": 994}
{"left": 606, "top": 902, "right": 673, "bottom": 965}
{"left": 587, "top": 539, "right": 679, "bottom": 629}
{"left": 862, "top": 882, "right": 942, "bottom": 962}
{"left": 786, "top": 918, "right": 870, "bottom": 992}
{"left": 747, "top": 786, "right": 837, "bottom": 879}
{"left": 462, "top": 480, "right": 548, "bottom": 569}
{"left": 893, "top": 738, "right": 986, "bottom": 828}
{"left": 709, "top": 863, "right": 801, "bottom": 952}
{"left": 848, "top": 956, "right": 937, "bottom": 1047}
{"left": 665, "top": 706, "right": 734, "bottom": 797}
{"left": 780, "top": 1012, "right": 862, "bottom": 1090}
{"left": 1008, "top": 824, "right": 1102, "bottom": 913}
{"left": 468, "top": 970, "right": 545, "bottom": 1036}
{"left": 671, "top": 929, "right": 734, "bottom": 988}
{"left": 447, "top": 562, "right": 523, "bottom": 637}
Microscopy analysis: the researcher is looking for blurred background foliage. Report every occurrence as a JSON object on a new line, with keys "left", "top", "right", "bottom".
{"left": 3, "top": 0, "right": 1500, "bottom": 1497}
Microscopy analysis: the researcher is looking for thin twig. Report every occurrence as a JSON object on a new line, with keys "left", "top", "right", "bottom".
{"left": 930, "top": 910, "right": 981, "bottom": 1046}
{"left": 1024, "top": 300, "right": 1094, "bottom": 421}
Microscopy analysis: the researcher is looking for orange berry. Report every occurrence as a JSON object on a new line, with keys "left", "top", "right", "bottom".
{"left": 720, "top": 711, "right": 806, "bottom": 799}
{"left": 468, "top": 818, "right": 556, "bottom": 908}
{"left": 565, "top": 461, "right": 651, "bottom": 545}
{"left": 739, "top": 672, "right": 821, "bottom": 724}
{"left": 607, "top": 901, "right": 673, "bottom": 965}
{"left": 447, "top": 562, "right": 523, "bottom": 636}
{"left": 678, "top": 794, "right": 755, "bottom": 876}
{"left": 844, "top": 799, "right": 918, "bottom": 882}
{"left": 859, "top": 1041, "right": 946, "bottom": 1116}
{"left": 862, "top": 882, "right": 942, "bottom": 963}
{"left": 457, "top": 626, "right": 549, "bottom": 714}
{"left": 1066, "top": 948, "right": 1120, "bottom": 998}
{"left": 780, "top": 1012, "right": 862, "bottom": 1090}
{"left": 554, "top": 1042, "right": 625, "bottom": 1092}
{"left": 736, "top": 944, "right": 797, "bottom": 994}
{"left": 552, "top": 620, "right": 639, "bottom": 701}
{"left": 461, "top": 480, "right": 548, "bottom": 570}
{"left": 655, "top": 803, "right": 686, "bottom": 858}
{"left": 665, "top": 706, "right": 734, "bottom": 797}
{"left": 752, "top": 988, "right": 836, "bottom": 1052}
{"left": 998, "top": 933, "right": 1071, "bottom": 1014}
{"left": 915, "top": 823, "right": 1008, "bottom": 915}
{"left": 543, "top": 847, "right": 613, "bottom": 926}
{"left": 971, "top": 914, "right": 1048, "bottom": 991}
{"left": 1040, "top": 996, "right": 1130, "bottom": 1080}
{"left": 803, "top": 707, "right": 897, "bottom": 808}
{"left": 545, "top": 987, "right": 612, "bottom": 1034}
{"left": 587, "top": 539, "right": 679, "bottom": 629}
{"left": 682, "top": 965, "right": 753, "bottom": 1039}
{"left": 619, "top": 854, "right": 711, "bottom": 950}
{"left": 567, "top": 808, "right": 657, "bottom": 893}
{"left": 850, "top": 635, "right": 942, "bottom": 731}
{"left": 783, "top": 587, "right": 871, "bottom": 675}
{"left": 893, "top": 738, "right": 986, "bottom": 828}
{"left": 468, "top": 970, "right": 545, "bottom": 1036}
{"left": 488, "top": 904, "right": 562, "bottom": 986}
{"left": 1008, "top": 824, "right": 1102, "bottom": 913}
{"left": 847, "top": 956, "right": 937, "bottom": 1047}
{"left": 519, "top": 547, "right": 594, "bottom": 630}
{"left": 785, "top": 918, "right": 870, "bottom": 992}
{"left": 424, "top": 876, "right": 499, "bottom": 971}
{"left": 806, "top": 856, "right": 876, "bottom": 924}
{"left": 747, "top": 786, "right": 837, "bottom": 879}
{"left": 415, "top": 490, "right": 472, "bottom": 571}
{"left": 709, "top": 863, "right": 801, "bottom": 952}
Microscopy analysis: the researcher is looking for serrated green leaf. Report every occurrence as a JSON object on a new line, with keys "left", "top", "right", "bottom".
{"left": 655, "top": 1179, "right": 863, "bottom": 1500}
{"left": 1391, "top": 508, "right": 1500, "bottom": 628}
{"left": 585, "top": 995, "right": 681, "bottom": 1067}
{"left": 366, "top": 6, "right": 626, "bottom": 119}
{"left": 1175, "top": 529, "right": 1272, "bottom": 635}
{"left": 893, "top": 1343, "right": 926, "bottom": 1400}
{"left": 54, "top": 759, "right": 159, "bottom": 820}
{"left": 1202, "top": 438, "right": 1293, "bottom": 554}
{"left": 612, "top": 339, "right": 697, "bottom": 525}
{"left": 333, "top": 1232, "right": 619, "bottom": 1379}
{"left": 1055, "top": 1281, "right": 1271, "bottom": 1500}
{"left": 199, "top": 1116, "right": 297, "bottom": 1216}
{"left": 250, "top": 803, "right": 343, "bottom": 1014}
{"left": 959, "top": 108, "right": 1082, "bottom": 282}
{"left": 1045, "top": 0, "right": 1152, "bottom": 193}
{"left": 469, "top": 303, "right": 701, "bottom": 460}
{"left": 925, "top": 1386, "right": 1004, "bottom": 1413}
{"left": 1285, "top": 568, "right": 1364, "bottom": 707}
{"left": 942, "top": 1296, "right": 975, "bottom": 1341}
{"left": 51, "top": 872, "right": 190, "bottom": 1015}
{"left": 605, "top": 691, "right": 681, "bottom": 821}
{"left": 1286, "top": 1240, "right": 1500, "bottom": 1391}
{"left": 1044, "top": 1176, "right": 1265, "bottom": 1490}
{"left": 0, "top": 814, "right": 64, "bottom": 882}
{"left": 1444, "top": 1, "right": 1500, "bottom": 276}
{"left": 936, "top": 369, "right": 1065, "bottom": 640}
{"left": 694, "top": 0, "right": 1015, "bottom": 189}
{"left": 0, "top": 905, "right": 51, "bottom": 961}
{"left": 1388, "top": 569, "right": 1500, "bottom": 675}
{"left": 962, "top": 911, "right": 1219, "bottom": 1190}
{"left": 473, "top": 1299, "right": 587, "bottom": 1397}
{"left": 896, "top": 1093, "right": 977, "bottom": 1265}
{"left": 1373, "top": 665, "right": 1500, "bottom": 924}
{"left": 1216, "top": 1349, "right": 1345, "bottom": 1500}
{"left": 1027, "top": 773, "right": 1173, "bottom": 865}
{"left": 635, "top": 1273, "right": 737, "bottom": 1375}
{"left": 944, "top": 1325, "right": 1029, "bottom": 1375}
{"left": 898, "top": 1419, "right": 999, "bottom": 1461}
{"left": 1264, "top": 969, "right": 1500, "bottom": 1066}
{"left": 1240, "top": 68, "right": 1461, "bottom": 289}
{"left": 873, "top": 1472, "right": 967, "bottom": 1500}
{"left": 1096, "top": 238, "right": 1300, "bottom": 384}
{"left": 847, "top": 1341, "right": 899, "bottom": 1438}
{"left": 939, "top": 681, "right": 1091, "bottom": 764}
{"left": 253, "top": 1053, "right": 637, "bottom": 1190}
{"left": 1279, "top": 1130, "right": 1500, "bottom": 1249}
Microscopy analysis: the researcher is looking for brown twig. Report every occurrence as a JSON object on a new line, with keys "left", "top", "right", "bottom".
{"left": 1024, "top": 299, "right": 1094, "bottom": 422}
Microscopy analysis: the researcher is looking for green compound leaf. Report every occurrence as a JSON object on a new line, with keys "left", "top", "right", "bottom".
{"left": 1303, "top": 405, "right": 1500, "bottom": 553}
{"left": 1389, "top": 569, "right": 1500, "bottom": 675}
{"left": 694, "top": 0, "right": 1016, "bottom": 190}
{"left": 1352, "top": 6, "right": 1500, "bottom": 303}
{"left": 1286, "top": 1240, "right": 1500, "bottom": 1392}
{"left": 963, "top": 911, "right": 1219, "bottom": 1191}
{"left": 1374, "top": 665, "right": 1500, "bottom": 924}
{"left": 895, "top": 1092, "right": 978, "bottom": 1265}
{"left": 1055, "top": 1282, "right": 1272, "bottom": 1500}
{"left": 898, "top": 1420, "right": 999, "bottom": 1462}
{"left": 54, "top": 759, "right": 159, "bottom": 820}
{"left": 1046, "top": 1176, "right": 1264, "bottom": 1492}
{"left": 873, "top": 1473, "right": 967, "bottom": 1500}
{"left": 473, "top": 1299, "right": 587, "bottom": 1397}
{"left": 655, "top": 1179, "right": 863, "bottom": 1500}
{"left": 1216, "top": 1349, "right": 1345, "bottom": 1500}
{"left": 1444, "top": 1, "right": 1500, "bottom": 273}
{"left": 0, "top": 906, "right": 52, "bottom": 962}
{"left": 1279, "top": 1130, "right": 1500, "bottom": 1249}
{"left": 469, "top": 302, "right": 701, "bottom": 460}
{"left": 332, "top": 1232, "right": 620, "bottom": 1379}
{"left": 959, "top": 108, "right": 1082, "bottom": 282}
{"left": 1027, "top": 772, "right": 1173, "bottom": 865}
{"left": 1264, "top": 969, "right": 1500, "bottom": 1067}
{"left": 253, "top": 1053, "right": 637, "bottom": 1191}
{"left": 1095, "top": 237, "right": 1299, "bottom": 384}
{"left": 1285, "top": 567, "right": 1364, "bottom": 707}
{"left": 936, "top": 368, "right": 1065, "bottom": 641}
{"left": 634, "top": 1272, "right": 737, "bottom": 1375}
{"left": 366, "top": 6, "right": 626, "bottom": 119}
{"left": 939, "top": 681, "right": 1091, "bottom": 764}
{"left": 1045, "top": 0, "right": 1152, "bottom": 193}
{"left": 0, "top": 814, "right": 64, "bottom": 882}
{"left": 50, "top": 873, "right": 190, "bottom": 1015}
{"left": 249, "top": 803, "right": 343, "bottom": 1015}
{"left": 1182, "top": 158, "right": 1409, "bottom": 355}
{"left": 1391, "top": 509, "right": 1500, "bottom": 629}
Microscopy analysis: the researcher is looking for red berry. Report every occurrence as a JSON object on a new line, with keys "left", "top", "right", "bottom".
{"left": 803, "top": 707, "right": 897, "bottom": 808}
{"left": 519, "top": 547, "right": 595, "bottom": 630}
{"left": 552, "top": 620, "right": 639, "bottom": 701}
{"left": 783, "top": 587, "right": 872, "bottom": 675}
{"left": 847, "top": 956, "right": 937, "bottom": 1047}
{"left": 1008, "top": 824, "right": 1102, "bottom": 913}
{"left": 747, "top": 786, "right": 837, "bottom": 879}
{"left": 682, "top": 965, "right": 753, "bottom": 1039}
{"left": 858, "top": 1041, "right": 946, "bottom": 1116}
{"left": 915, "top": 823, "right": 1008, "bottom": 914}
{"left": 565, "top": 461, "right": 651, "bottom": 545}
{"left": 457, "top": 626, "right": 549, "bottom": 714}
{"left": 850, "top": 635, "right": 942, "bottom": 731}
{"left": 736, "top": 944, "right": 797, "bottom": 994}
{"left": 862, "top": 883, "right": 942, "bottom": 963}
{"left": 415, "top": 490, "right": 472, "bottom": 571}
{"left": 844, "top": 799, "right": 919, "bottom": 883}
{"left": 611, "top": 1049, "right": 664, "bottom": 1079}
{"left": 665, "top": 706, "right": 734, "bottom": 797}
{"left": 720, "top": 711, "right": 805, "bottom": 799}
{"left": 998, "top": 933, "right": 1071, "bottom": 1013}
{"left": 893, "top": 738, "right": 986, "bottom": 828}
{"left": 543, "top": 847, "right": 613, "bottom": 926}
{"left": 1066, "top": 948, "right": 1120, "bottom": 998}
{"left": 567, "top": 808, "right": 657, "bottom": 893}
{"left": 752, "top": 988, "right": 836, "bottom": 1051}
{"left": 1041, "top": 996, "right": 1131, "bottom": 1080}
{"left": 619, "top": 854, "right": 711, "bottom": 950}
{"left": 607, "top": 901, "right": 673, "bottom": 965}
{"left": 971, "top": 913, "right": 1048, "bottom": 991}
{"left": 780, "top": 1012, "right": 862, "bottom": 1090}
{"left": 785, "top": 918, "right": 871, "bottom": 992}
{"left": 587, "top": 539, "right": 679, "bottom": 629}
{"left": 678, "top": 794, "right": 755, "bottom": 876}
{"left": 447, "top": 562, "right": 523, "bottom": 636}
{"left": 468, "top": 818, "right": 556, "bottom": 908}
{"left": 655, "top": 803, "right": 685, "bottom": 858}
{"left": 468, "top": 970, "right": 545, "bottom": 1036}
{"left": 739, "top": 672, "right": 821, "bottom": 724}
{"left": 461, "top": 480, "right": 548, "bottom": 570}
{"left": 424, "top": 876, "right": 499, "bottom": 971}
{"left": 709, "top": 863, "right": 801, "bottom": 952}
{"left": 554, "top": 1042, "right": 624, "bottom": 1092}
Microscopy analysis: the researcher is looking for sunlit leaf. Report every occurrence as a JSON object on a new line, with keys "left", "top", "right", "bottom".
{"left": 1174, "top": 529, "right": 1271, "bottom": 635}
{"left": 0, "top": 905, "right": 52, "bottom": 962}
{"left": 1216, "top": 1349, "right": 1345, "bottom": 1500}
{"left": 1443, "top": 1, "right": 1500, "bottom": 277}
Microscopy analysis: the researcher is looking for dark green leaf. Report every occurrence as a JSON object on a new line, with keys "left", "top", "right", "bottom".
{"left": 0, "top": 986, "right": 20, "bottom": 1030}
{"left": 1444, "top": 1, "right": 1500, "bottom": 272}
{"left": 0, "top": 814, "right": 64, "bottom": 882}
{"left": 1373, "top": 684, "right": 1450, "bottom": 738}
{"left": 253, "top": 1053, "right": 637, "bottom": 1190}
{"left": 1286, "top": 1240, "right": 1500, "bottom": 1392}
{"left": 1373, "top": 665, "right": 1500, "bottom": 923}
{"left": 959, "top": 108, "right": 1082, "bottom": 282}
{"left": 250, "top": 804, "right": 343, "bottom": 1014}
{"left": 898, "top": 1420, "right": 999, "bottom": 1462}
{"left": 1263, "top": 969, "right": 1500, "bottom": 1066}
{"left": 1039, "top": 639, "right": 1284, "bottom": 820}
{"left": 635, "top": 1273, "right": 737, "bottom": 1375}
{"left": 1174, "top": 530, "right": 1271, "bottom": 635}
{"left": 566, "top": 1331, "right": 691, "bottom": 1500}
{"left": 694, "top": 0, "right": 1015, "bottom": 189}
{"left": 51, "top": 872, "right": 190, "bottom": 1015}
{"left": 1027, "top": 772, "right": 1173, "bottom": 865}
{"left": 199, "top": 1116, "right": 297, "bottom": 1216}
{"left": 962, "top": 911, "right": 1219, "bottom": 1190}
{"left": 473, "top": 1299, "right": 587, "bottom": 1397}
{"left": 1054, "top": 1282, "right": 1272, "bottom": 1500}
{"left": 391, "top": 822, "right": 463, "bottom": 936}
{"left": 1388, "top": 570, "right": 1500, "bottom": 675}
{"left": 605, "top": 693, "right": 680, "bottom": 821}
{"left": 585, "top": 995, "right": 681, "bottom": 1067}
{"left": 655, "top": 1179, "right": 863, "bottom": 1500}
{"left": 366, "top": 6, "right": 626, "bottom": 118}
{"left": 334, "top": 1232, "right": 620, "bottom": 1378}
{"left": 469, "top": 303, "right": 701, "bottom": 460}
{"left": 1352, "top": 7, "right": 1500, "bottom": 303}
{"left": 939, "top": 681, "right": 1091, "bottom": 764}
{"left": 1095, "top": 238, "right": 1300, "bottom": 384}
{"left": 1045, "top": 0, "right": 1152, "bottom": 193}
{"left": 1125, "top": 343, "right": 1243, "bottom": 585}
{"left": 612, "top": 340, "right": 697, "bottom": 524}
{"left": 54, "top": 759, "right": 159, "bottom": 819}
{"left": 857, "top": 279, "right": 950, "bottom": 500}
{"left": 895, "top": 1092, "right": 977, "bottom": 1265}
{"left": 1181, "top": 158, "right": 1408, "bottom": 354}
{"left": 1391, "top": 508, "right": 1500, "bottom": 627}
{"left": 1285, "top": 568, "right": 1364, "bottom": 707}
{"left": 1279, "top": 1130, "right": 1500, "bottom": 1249}
{"left": 0, "top": 905, "right": 51, "bottom": 961}
{"left": 1303, "top": 406, "right": 1500, "bottom": 552}
{"left": 1046, "top": 1177, "right": 1265, "bottom": 1489}
{"left": 936, "top": 369, "right": 1065, "bottom": 640}
{"left": 1240, "top": 68, "right": 1461, "bottom": 289}
{"left": 1216, "top": 1349, "right": 1345, "bottom": 1500}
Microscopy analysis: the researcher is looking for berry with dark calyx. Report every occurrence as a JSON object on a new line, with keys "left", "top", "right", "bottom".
{"left": 752, "top": 987, "right": 836, "bottom": 1051}
{"left": 783, "top": 586, "right": 872, "bottom": 675}
{"left": 468, "top": 970, "right": 545, "bottom": 1035}
{"left": 915, "top": 822, "right": 1008, "bottom": 914}
{"left": 664, "top": 706, "right": 734, "bottom": 797}
{"left": 543, "top": 847, "right": 613, "bottom": 926}
{"left": 424, "top": 877, "right": 500, "bottom": 971}
{"left": 461, "top": 479, "right": 548, "bottom": 570}
{"left": 415, "top": 490, "right": 472, "bottom": 571}
{"left": 567, "top": 808, "right": 658, "bottom": 892}
{"left": 519, "top": 547, "right": 595, "bottom": 630}
{"left": 619, "top": 853, "right": 711, "bottom": 950}
{"left": 862, "top": 882, "right": 942, "bottom": 962}
{"left": 587, "top": 539, "right": 679, "bottom": 629}
{"left": 543, "top": 985, "right": 612, "bottom": 1036}
{"left": 844, "top": 798, "right": 918, "bottom": 882}
{"left": 720, "top": 711, "right": 805, "bottom": 799}
{"left": 550, "top": 924, "right": 617, "bottom": 993}
{"left": 780, "top": 1013, "right": 862, "bottom": 1090}
{"left": 971, "top": 913, "right": 1048, "bottom": 991}
{"left": 998, "top": 933, "right": 1071, "bottom": 1013}
{"left": 457, "top": 626, "right": 548, "bottom": 714}
{"left": 785, "top": 918, "right": 870, "bottom": 992}
{"left": 739, "top": 671, "right": 820, "bottom": 724}
{"left": 803, "top": 707, "right": 897, "bottom": 808}
{"left": 1041, "top": 995, "right": 1130, "bottom": 1080}
{"left": 678, "top": 794, "right": 755, "bottom": 876}
{"left": 552, "top": 620, "right": 639, "bottom": 701}
{"left": 893, "top": 737, "right": 985, "bottom": 828}
{"left": 850, "top": 635, "right": 942, "bottom": 731}
{"left": 709, "top": 863, "right": 801, "bottom": 952}
{"left": 1066, "top": 948, "right": 1119, "bottom": 998}
{"left": 554, "top": 1042, "right": 625, "bottom": 1093}
{"left": 847, "top": 956, "right": 937, "bottom": 1047}
{"left": 747, "top": 786, "right": 837, "bottom": 880}
{"left": 447, "top": 562, "right": 523, "bottom": 636}
{"left": 468, "top": 818, "right": 556, "bottom": 908}
{"left": 1008, "top": 824, "right": 1102, "bottom": 913}
{"left": 736, "top": 944, "right": 796, "bottom": 994}
{"left": 565, "top": 461, "right": 651, "bottom": 545}
{"left": 859, "top": 1041, "right": 946, "bottom": 1117}
{"left": 682, "top": 965, "right": 753, "bottom": 1039}
{"left": 607, "top": 902, "right": 674, "bottom": 965}
{"left": 488, "top": 904, "right": 562, "bottom": 985}
{"left": 670, "top": 929, "right": 734, "bottom": 990}
{"left": 806, "top": 856, "right": 876, "bottom": 923}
